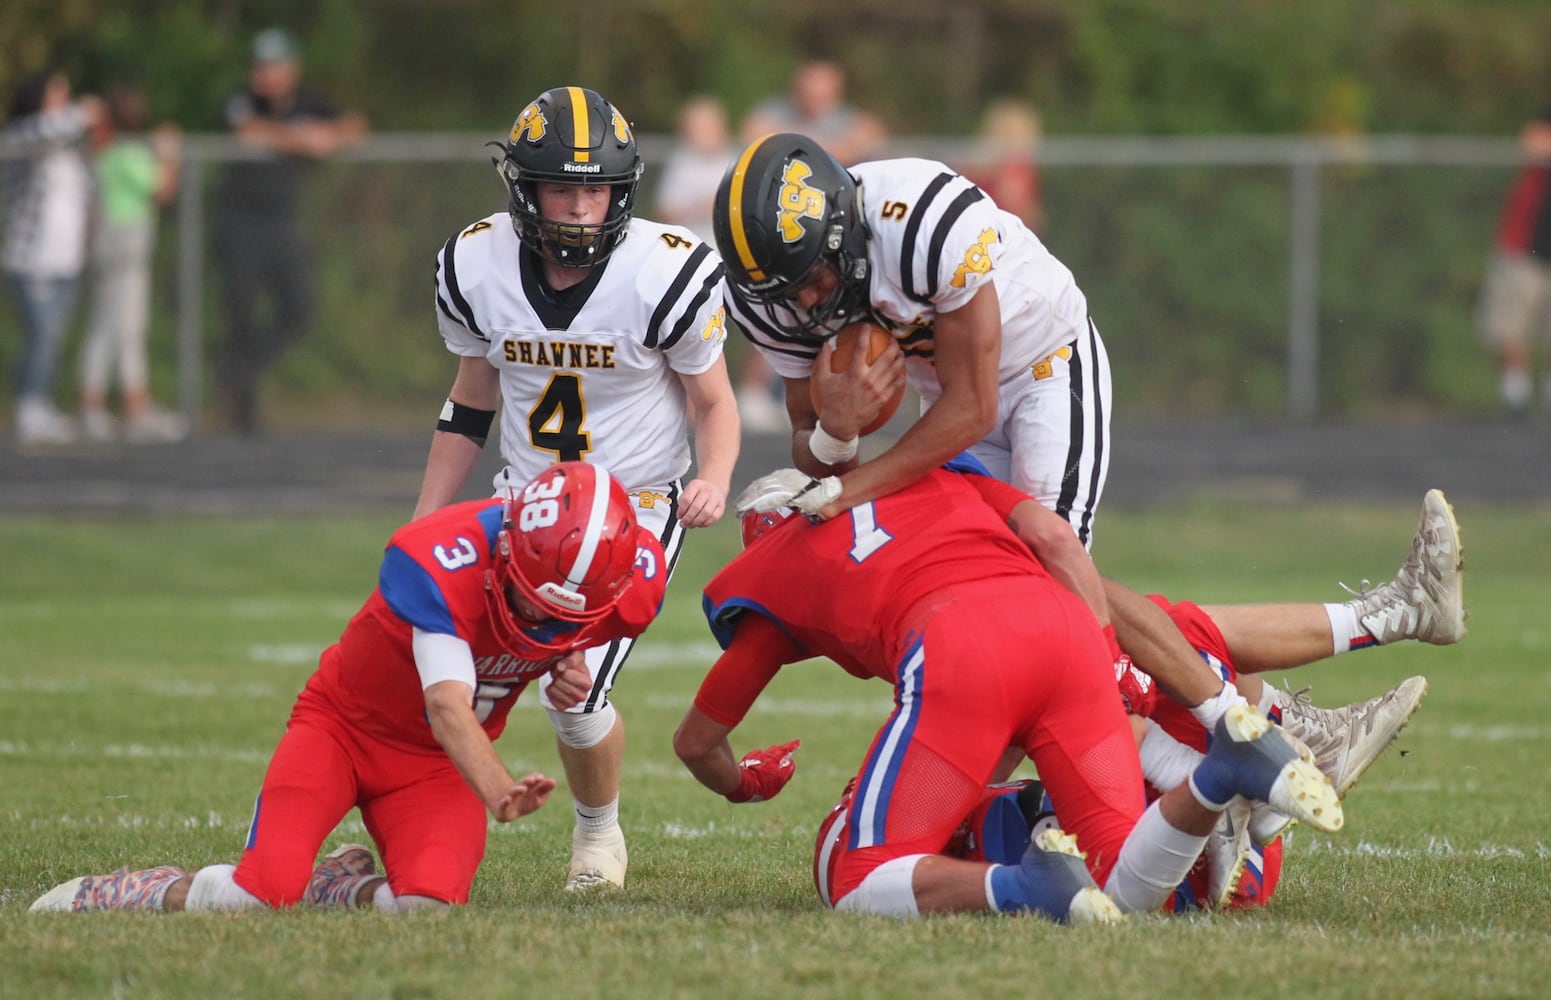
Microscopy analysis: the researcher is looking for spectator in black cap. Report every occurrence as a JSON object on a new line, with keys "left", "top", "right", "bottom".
{"left": 213, "top": 27, "right": 368, "bottom": 434}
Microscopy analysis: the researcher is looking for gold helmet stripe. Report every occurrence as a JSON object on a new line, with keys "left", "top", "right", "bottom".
{"left": 727, "top": 134, "right": 775, "bottom": 282}
{"left": 568, "top": 85, "right": 591, "bottom": 163}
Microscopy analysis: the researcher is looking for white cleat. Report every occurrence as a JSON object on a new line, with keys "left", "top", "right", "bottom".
{"left": 1204, "top": 798, "right": 1254, "bottom": 909}
{"left": 29, "top": 877, "right": 89, "bottom": 913}
{"left": 1345, "top": 490, "right": 1466, "bottom": 646}
{"left": 566, "top": 824, "right": 628, "bottom": 891}
{"left": 1278, "top": 676, "right": 1429, "bottom": 797}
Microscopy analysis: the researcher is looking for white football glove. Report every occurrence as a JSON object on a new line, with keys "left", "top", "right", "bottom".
{"left": 734, "top": 469, "right": 842, "bottom": 517}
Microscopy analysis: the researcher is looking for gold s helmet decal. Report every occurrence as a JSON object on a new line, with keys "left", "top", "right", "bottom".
{"left": 511, "top": 103, "right": 547, "bottom": 144}
{"left": 777, "top": 160, "right": 827, "bottom": 243}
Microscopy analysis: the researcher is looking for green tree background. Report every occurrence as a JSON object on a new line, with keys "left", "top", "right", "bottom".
{"left": 4, "top": 0, "right": 1549, "bottom": 424}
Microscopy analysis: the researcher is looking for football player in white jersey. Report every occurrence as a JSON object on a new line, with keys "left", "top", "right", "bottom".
{"left": 713, "top": 132, "right": 1110, "bottom": 548}
{"left": 415, "top": 86, "right": 740, "bottom": 891}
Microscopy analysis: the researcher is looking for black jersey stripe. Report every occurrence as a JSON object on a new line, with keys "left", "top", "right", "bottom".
{"left": 580, "top": 482, "right": 686, "bottom": 712}
{"left": 1074, "top": 319, "right": 1107, "bottom": 547}
{"left": 923, "top": 186, "right": 986, "bottom": 300}
{"left": 729, "top": 315, "right": 821, "bottom": 362}
{"left": 645, "top": 243, "right": 713, "bottom": 349}
{"left": 727, "top": 295, "right": 824, "bottom": 352}
{"left": 1055, "top": 338, "right": 1085, "bottom": 539}
{"left": 660, "top": 262, "right": 726, "bottom": 350}
{"left": 899, "top": 172, "right": 956, "bottom": 305}
{"left": 439, "top": 234, "right": 487, "bottom": 340}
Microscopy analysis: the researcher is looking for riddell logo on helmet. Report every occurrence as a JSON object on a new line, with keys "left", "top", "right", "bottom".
{"left": 562, "top": 162, "right": 603, "bottom": 173}
{"left": 537, "top": 581, "right": 588, "bottom": 612}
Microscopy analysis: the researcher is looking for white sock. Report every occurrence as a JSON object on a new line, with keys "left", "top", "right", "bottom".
{"left": 575, "top": 797, "right": 619, "bottom": 834}
{"left": 372, "top": 881, "right": 397, "bottom": 912}
{"left": 1324, "top": 601, "right": 1367, "bottom": 652}
{"left": 184, "top": 864, "right": 265, "bottom": 911}
{"left": 1256, "top": 683, "right": 1278, "bottom": 716}
{"left": 1138, "top": 720, "right": 1204, "bottom": 791}
{"left": 1103, "top": 801, "right": 1208, "bottom": 913}
{"left": 833, "top": 855, "right": 924, "bottom": 918}
{"left": 1188, "top": 680, "right": 1247, "bottom": 732}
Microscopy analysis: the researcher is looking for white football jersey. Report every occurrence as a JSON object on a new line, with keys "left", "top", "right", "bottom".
{"left": 434, "top": 213, "right": 727, "bottom": 491}
{"left": 728, "top": 157, "right": 1090, "bottom": 400}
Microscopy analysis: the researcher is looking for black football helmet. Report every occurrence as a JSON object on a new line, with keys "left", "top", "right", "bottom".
{"left": 491, "top": 86, "right": 644, "bottom": 267}
{"left": 711, "top": 132, "right": 871, "bottom": 342}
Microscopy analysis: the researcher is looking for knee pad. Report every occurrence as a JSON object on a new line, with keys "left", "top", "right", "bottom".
{"left": 185, "top": 864, "right": 266, "bottom": 911}
{"left": 546, "top": 702, "right": 617, "bottom": 750}
{"left": 833, "top": 854, "right": 926, "bottom": 919}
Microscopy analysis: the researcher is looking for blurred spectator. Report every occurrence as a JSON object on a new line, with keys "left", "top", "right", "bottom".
{"left": 653, "top": 95, "right": 732, "bottom": 243}
{"left": 214, "top": 27, "right": 368, "bottom": 435}
{"left": 2, "top": 70, "right": 100, "bottom": 447}
{"left": 78, "top": 84, "right": 188, "bottom": 444}
{"left": 656, "top": 95, "right": 784, "bottom": 432}
{"left": 740, "top": 58, "right": 887, "bottom": 167}
{"left": 735, "top": 59, "right": 891, "bottom": 433}
{"left": 1476, "top": 107, "right": 1551, "bottom": 417}
{"left": 962, "top": 97, "right": 1044, "bottom": 234}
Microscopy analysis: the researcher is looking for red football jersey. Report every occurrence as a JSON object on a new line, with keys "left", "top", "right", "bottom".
{"left": 306, "top": 498, "right": 665, "bottom": 750}
{"left": 703, "top": 469, "right": 1049, "bottom": 685}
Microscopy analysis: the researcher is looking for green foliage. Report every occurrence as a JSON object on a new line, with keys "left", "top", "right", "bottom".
{"left": 4, "top": 1, "right": 1549, "bottom": 421}
{"left": 3, "top": 501, "right": 1550, "bottom": 998}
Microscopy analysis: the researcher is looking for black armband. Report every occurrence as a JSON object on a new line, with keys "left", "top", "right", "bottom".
{"left": 436, "top": 398, "right": 497, "bottom": 445}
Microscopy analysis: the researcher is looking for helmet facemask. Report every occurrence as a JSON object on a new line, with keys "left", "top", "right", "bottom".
{"left": 498, "top": 154, "right": 639, "bottom": 268}
{"left": 484, "top": 463, "right": 638, "bottom": 656}
{"left": 491, "top": 86, "right": 644, "bottom": 269}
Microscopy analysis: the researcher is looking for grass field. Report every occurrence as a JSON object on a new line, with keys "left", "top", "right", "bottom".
{"left": 3, "top": 498, "right": 1548, "bottom": 999}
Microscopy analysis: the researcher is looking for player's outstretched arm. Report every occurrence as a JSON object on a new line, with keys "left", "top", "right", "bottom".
{"left": 1104, "top": 578, "right": 1232, "bottom": 710}
{"left": 673, "top": 707, "right": 746, "bottom": 797}
{"left": 424, "top": 679, "right": 546, "bottom": 822}
{"left": 816, "top": 285, "right": 1001, "bottom": 519}
{"left": 677, "top": 357, "right": 740, "bottom": 527}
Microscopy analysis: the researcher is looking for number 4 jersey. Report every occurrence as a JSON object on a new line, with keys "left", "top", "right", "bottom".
{"left": 306, "top": 498, "right": 666, "bottom": 752}
{"left": 434, "top": 214, "right": 728, "bottom": 492}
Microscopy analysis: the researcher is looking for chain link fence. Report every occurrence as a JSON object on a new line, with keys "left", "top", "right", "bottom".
{"left": 2, "top": 133, "right": 1523, "bottom": 432}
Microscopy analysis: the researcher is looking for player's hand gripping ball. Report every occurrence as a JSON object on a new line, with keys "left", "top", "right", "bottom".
{"left": 809, "top": 321, "right": 904, "bottom": 436}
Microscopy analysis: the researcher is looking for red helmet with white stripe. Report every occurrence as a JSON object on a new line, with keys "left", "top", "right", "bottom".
{"left": 488, "top": 463, "right": 638, "bottom": 649}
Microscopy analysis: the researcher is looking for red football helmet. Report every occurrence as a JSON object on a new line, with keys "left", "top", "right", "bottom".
{"left": 487, "top": 463, "right": 639, "bottom": 652}
{"left": 739, "top": 506, "right": 797, "bottom": 548}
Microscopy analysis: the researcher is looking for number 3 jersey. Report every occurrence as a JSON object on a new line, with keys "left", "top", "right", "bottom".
{"left": 434, "top": 214, "right": 728, "bottom": 491}
{"left": 305, "top": 498, "right": 666, "bottom": 752}
{"left": 727, "top": 157, "right": 1090, "bottom": 400}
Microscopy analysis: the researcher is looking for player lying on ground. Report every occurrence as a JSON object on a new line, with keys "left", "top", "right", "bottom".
{"left": 674, "top": 465, "right": 1344, "bottom": 922}
{"left": 810, "top": 488, "right": 1464, "bottom": 912}
{"left": 32, "top": 462, "right": 666, "bottom": 914}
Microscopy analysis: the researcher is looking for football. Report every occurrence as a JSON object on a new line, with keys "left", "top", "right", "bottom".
{"left": 808, "top": 322, "right": 904, "bottom": 436}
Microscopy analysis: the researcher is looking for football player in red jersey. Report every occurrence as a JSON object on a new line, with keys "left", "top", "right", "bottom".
{"left": 32, "top": 462, "right": 668, "bottom": 915}
{"left": 799, "top": 486, "right": 1460, "bottom": 913}
{"left": 674, "top": 463, "right": 1344, "bottom": 922}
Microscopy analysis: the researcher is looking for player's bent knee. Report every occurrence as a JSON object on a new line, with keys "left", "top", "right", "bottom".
{"left": 185, "top": 864, "right": 267, "bottom": 911}
{"left": 832, "top": 855, "right": 926, "bottom": 919}
{"left": 546, "top": 702, "right": 617, "bottom": 750}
